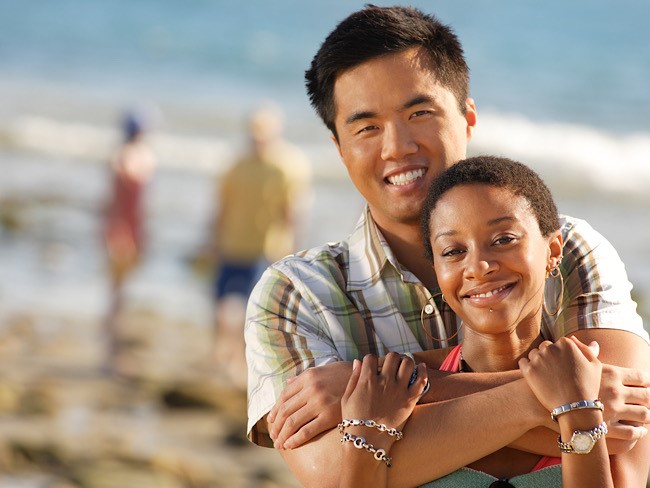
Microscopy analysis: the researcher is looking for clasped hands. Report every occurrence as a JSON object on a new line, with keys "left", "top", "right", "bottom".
{"left": 268, "top": 341, "right": 650, "bottom": 453}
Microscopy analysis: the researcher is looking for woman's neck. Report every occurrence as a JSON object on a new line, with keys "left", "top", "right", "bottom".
{"left": 460, "top": 325, "right": 543, "bottom": 373}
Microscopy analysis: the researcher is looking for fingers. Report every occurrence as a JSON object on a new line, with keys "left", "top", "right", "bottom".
{"left": 518, "top": 356, "right": 530, "bottom": 372}
{"left": 624, "top": 384, "right": 650, "bottom": 409}
{"left": 569, "top": 335, "right": 599, "bottom": 361}
{"left": 356, "top": 352, "right": 424, "bottom": 393}
{"left": 343, "top": 358, "right": 362, "bottom": 400}
{"left": 270, "top": 395, "right": 310, "bottom": 448}
{"left": 412, "top": 362, "right": 429, "bottom": 398}
{"left": 601, "top": 365, "right": 650, "bottom": 409}
{"left": 610, "top": 403, "right": 650, "bottom": 425}
{"left": 620, "top": 367, "right": 650, "bottom": 389}
{"left": 360, "top": 353, "right": 379, "bottom": 380}
{"left": 606, "top": 421, "right": 649, "bottom": 443}
{"left": 268, "top": 376, "right": 302, "bottom": 424}
{"left": 269, "top": 389, "right": 308, "bottom": 441}
{"left": 380, "top": 351, "right": 405, "bottom": 378}
{"left": 283, "top": 412, "right": 340, "bottom": 450}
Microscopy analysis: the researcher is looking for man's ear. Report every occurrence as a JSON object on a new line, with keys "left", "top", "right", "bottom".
{"left": 465, "top": 97, "right": 477, "bottom": 141}
{"left": 330, "top": 132, "right": 343, "bottom": 159}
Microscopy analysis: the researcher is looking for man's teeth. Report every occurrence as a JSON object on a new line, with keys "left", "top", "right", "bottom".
{"left": 471, "top": 285, "right": 509, "bottom": 298}
{"left": 387, "top": 168, "right": 425, "bottom": 186}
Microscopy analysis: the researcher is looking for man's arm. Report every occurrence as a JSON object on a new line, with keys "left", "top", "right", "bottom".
{"left": 270, "top": 356, "right": 648, "bottom": 455}
{"left": 275, "top": 378, "right": 549, "bottom": 488}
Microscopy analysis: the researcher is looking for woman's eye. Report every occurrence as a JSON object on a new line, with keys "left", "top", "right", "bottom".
{"left": 494, "top": 236, "right": 515, "bottom": 245}
{"left": 442, "top": 248, "right": 464, "bottom": 257}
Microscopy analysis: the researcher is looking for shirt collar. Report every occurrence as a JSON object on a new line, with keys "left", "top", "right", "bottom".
{"left": 347, "top": 205, "right": 420, "bottom": 291}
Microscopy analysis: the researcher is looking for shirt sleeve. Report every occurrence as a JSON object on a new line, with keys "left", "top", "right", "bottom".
{"left": 244, "top": 262, "right": 342, "bottom": 447}
{"left": 544, "top": 215, "right": 648, "bottom": 343}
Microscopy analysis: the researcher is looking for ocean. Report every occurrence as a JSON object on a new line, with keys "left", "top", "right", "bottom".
{"left": 0, "top": 0, "right": 648, "bottom": 328}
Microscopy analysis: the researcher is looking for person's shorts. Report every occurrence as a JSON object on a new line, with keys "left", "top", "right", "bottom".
{"left": 214, "top": 260, "right": 268, "bottom": 300}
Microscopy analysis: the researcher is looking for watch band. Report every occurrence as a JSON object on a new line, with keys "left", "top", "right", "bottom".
{"left": 551, "top": 399, "right": 604, "bottom": 422}
{"left": 558, "top": 421, "right": 608, "bottom": 454}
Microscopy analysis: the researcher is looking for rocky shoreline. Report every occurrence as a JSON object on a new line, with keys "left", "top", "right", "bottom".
{"left": 0, "top": 307, "right": 300, "bottom": 488}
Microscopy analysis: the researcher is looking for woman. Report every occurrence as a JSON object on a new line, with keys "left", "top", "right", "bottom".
{"left": 340, "top": 156, "right": 642, "bottom": 486}
{"left": 102, "top": 111, "right": 156, "bottom": 372}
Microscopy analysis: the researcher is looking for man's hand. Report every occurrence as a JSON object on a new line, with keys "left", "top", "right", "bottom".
{"left": 597, "top": 361, "right": 650, "bottom": 452}
{"left": 268, "top": 360, "right": 352, "bottom": 449}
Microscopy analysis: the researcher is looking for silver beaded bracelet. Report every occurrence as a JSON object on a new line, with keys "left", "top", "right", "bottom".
{"left": 338, "top": 419, "right": 404, "bottom": 440}
{"left": 340, "top": 432, "right": 392, "bottom": 467}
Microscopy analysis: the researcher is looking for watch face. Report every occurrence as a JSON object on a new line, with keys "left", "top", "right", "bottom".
{"left": 572, "top": 432, "right": 594, "bottom": 453}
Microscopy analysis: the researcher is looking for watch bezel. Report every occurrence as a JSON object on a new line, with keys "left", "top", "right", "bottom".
{"left": 570, "top": 431, "right": 596, "bottom": 454}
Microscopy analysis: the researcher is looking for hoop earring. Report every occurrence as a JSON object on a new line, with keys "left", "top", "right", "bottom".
{"left": 543, "top": 265, "right": 564, "bottom": 316}
{"left": 420, "top": 292, "right": 460, "bottom": 344}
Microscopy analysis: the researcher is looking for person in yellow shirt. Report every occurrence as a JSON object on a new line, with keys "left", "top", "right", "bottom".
{"left": 207, "top": 103, "right": 311, "bottom": 385}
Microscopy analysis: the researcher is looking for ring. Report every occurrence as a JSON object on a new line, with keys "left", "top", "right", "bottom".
{"left": 408, "top": 367, "right": 418, "bottom": 386}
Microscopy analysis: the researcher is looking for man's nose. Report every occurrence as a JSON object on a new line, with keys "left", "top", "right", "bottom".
{"left": 380, "top": 121, "right": 418, "bottom": 161}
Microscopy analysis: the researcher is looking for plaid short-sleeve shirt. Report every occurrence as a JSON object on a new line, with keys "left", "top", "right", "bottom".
{"left": 245, "top": 206, "right": 647, "bottom": 446}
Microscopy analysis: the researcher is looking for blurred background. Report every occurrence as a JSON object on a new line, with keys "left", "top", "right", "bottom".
{"left": 0, "top": 1, "right": 648, "bottom": 487}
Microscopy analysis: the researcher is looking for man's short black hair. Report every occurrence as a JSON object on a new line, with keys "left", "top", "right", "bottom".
{"left": 305, "top": 4, "right": 469, "bottom": 138}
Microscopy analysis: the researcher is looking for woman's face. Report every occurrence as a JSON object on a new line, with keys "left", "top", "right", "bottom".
{"left": 428, "top": 184, "right": 562, "bottom": 337}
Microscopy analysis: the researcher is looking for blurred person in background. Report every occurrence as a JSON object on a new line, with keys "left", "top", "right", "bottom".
{"left": 202, "top": 103, "right": 311, "bottom": 385}
{"left": 102, "top": 110, "right": 156, "bottom": 374}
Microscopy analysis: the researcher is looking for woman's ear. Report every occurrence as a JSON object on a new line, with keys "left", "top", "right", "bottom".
{"left": 547, "top": 230, "right": 563, "bottom": 269}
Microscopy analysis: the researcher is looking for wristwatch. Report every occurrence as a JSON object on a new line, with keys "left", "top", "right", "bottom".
{"left": 558, "top": 422, "right": 608, "bottom": 454}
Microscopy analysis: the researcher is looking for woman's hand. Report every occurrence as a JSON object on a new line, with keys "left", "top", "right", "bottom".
{"left": 341, "top": 352, "right": 427, "bottom": 433}
{"left": 519, "top": 336, "right": 602, "bottom": 412}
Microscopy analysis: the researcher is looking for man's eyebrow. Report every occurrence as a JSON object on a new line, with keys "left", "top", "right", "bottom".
{"left": 345, "top": 110, "right": 376, "bottom": 126}
{"left": 404, "top": 94, "right": 435, "bottom": 109}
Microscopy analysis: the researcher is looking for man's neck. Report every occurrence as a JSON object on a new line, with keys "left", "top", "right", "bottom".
{"left": 376, "top": 219, "right": 437, "bottom": 290}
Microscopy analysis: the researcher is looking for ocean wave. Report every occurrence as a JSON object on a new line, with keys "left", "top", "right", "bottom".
{"left": 472, "top": 112, "right": 650, "bottom": 199}
{"left": 2, "top": 112, "right": 649, "bottom": 200}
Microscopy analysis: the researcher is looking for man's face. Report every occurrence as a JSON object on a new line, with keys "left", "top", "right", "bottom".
{"left": 332, "top": 47, "right": 476, "bottom": 232}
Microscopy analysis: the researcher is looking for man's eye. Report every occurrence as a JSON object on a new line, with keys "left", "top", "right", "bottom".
{"left": 357, "top": 125, "right": 378, "bottom": 134}
{"left": 411, "top": 110, "right": 431, "bottom": 118}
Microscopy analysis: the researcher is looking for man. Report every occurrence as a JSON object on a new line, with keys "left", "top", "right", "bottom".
{"left": 205, "top": 103, "right": 310, "bottom": 384}
{"left": 245, "top": 5, "right": 650, "bottom": 486}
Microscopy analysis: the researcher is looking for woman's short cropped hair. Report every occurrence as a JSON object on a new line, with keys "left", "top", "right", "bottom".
{"left": 421, "top": 155, "right": 560, "bottom": 262}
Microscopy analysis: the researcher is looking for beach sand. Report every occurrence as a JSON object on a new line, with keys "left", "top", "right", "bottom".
{"left": 0, "top": 303, "right": 301, "bottom": 488}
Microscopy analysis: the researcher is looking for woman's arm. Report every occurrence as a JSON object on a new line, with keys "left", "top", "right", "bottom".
{"left": 277, "top": 377, "right": 548, "bottom": 487}
{"left": 520, "top": 336, "right": 614, "bottom": 488}
{"left": 339, "top": 353, "right": 427, "bottom": 487}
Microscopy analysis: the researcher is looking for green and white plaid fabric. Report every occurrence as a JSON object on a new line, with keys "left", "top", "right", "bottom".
{"left": 246, "top": 206, "right": 647, "bottom": 446}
